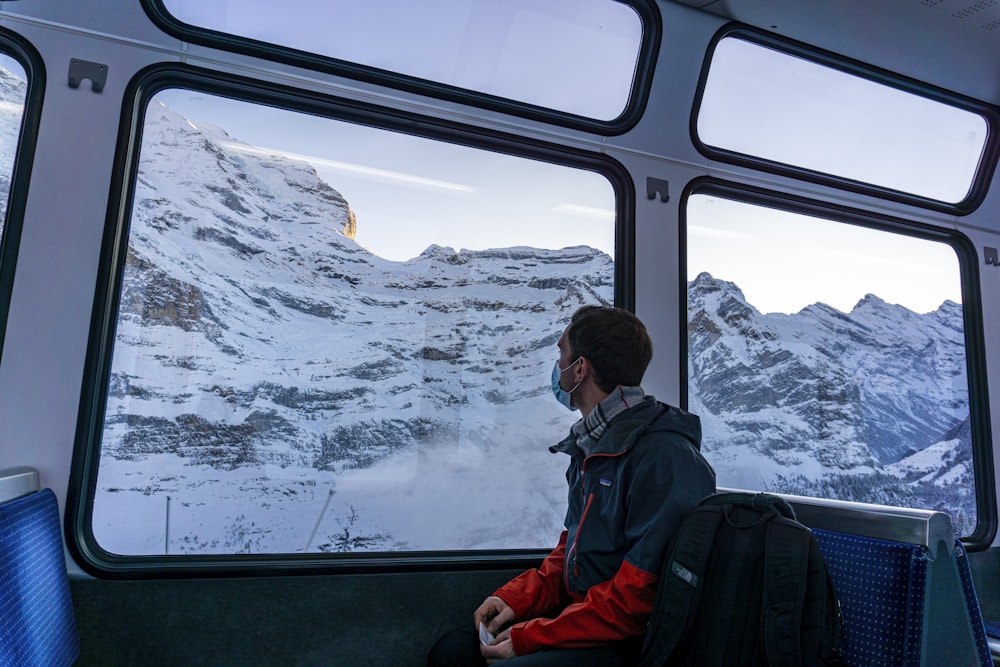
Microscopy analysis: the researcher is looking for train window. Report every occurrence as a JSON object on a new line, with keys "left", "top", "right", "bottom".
{"left": 0, "top": 45, "right": 32, "bottom": 362}
{"left": 686, "top": 189, "right": 980, "bottom": 537}
{"left": 0, "top": 53, "right": 26, "bottom": 226}
{"left": 695, "top": 33, "right": 992, "bottom": 209}
{"left": 149, "top": 0, "right": 650, "bottom": 129}
{"left": 89, "top": 84, "right": 618, "bottom": 557}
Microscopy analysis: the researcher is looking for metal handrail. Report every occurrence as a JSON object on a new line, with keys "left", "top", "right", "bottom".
{"left": 0, "top": 467, "right": 41, "bottom": 504}
{"left": 719, "top": 487, "right": 954, "bottom": 551}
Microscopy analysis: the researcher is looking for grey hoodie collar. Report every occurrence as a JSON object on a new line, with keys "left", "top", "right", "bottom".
{"left": 569, "top": 385, "right": 646, "bottom": 456}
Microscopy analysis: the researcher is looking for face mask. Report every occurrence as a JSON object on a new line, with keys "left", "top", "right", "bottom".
{"left": 551, "top": 357, "right": 582, "bottom": 411}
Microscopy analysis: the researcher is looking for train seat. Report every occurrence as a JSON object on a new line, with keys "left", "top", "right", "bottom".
{"left": 724, "top": 489, "right": 991, "bottom": 667}
{"left": 813, "top": 530, "right": 990, "bottom": 666}
{"left": 947, "top": 541, "right": 993, "bottom": 665}
{"left": 984, "top": 622, "right": 1000, "bottom": 663}
{"left": 0, "top": 467, "right": 80, "bottom": 667}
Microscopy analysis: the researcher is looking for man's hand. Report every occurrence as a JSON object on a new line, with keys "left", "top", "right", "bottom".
{"left": 473, "top": 596, "right": 515, "bottom": 636}
{"left": 481, "top": 627, "right": 516, "bottom": 664}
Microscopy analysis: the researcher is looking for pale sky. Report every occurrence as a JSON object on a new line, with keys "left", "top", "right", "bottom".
{"left": 687, "top": 195, "right": 962, "bottom": 315}
{"left": 163, "top": 0, "right": 642, "bottom": 121}
{"left": 146, "top": 6, "right": 979, "bottom": 316}
{"left": 0, "top": 55, "right": 20, "bottom": 77}
{"left": 154, "top": 86, "right": 965, "bottom": 316}
{"left": 699, "top": 37, "right": 987, "bottom": 204}
{"left": 155, "top": 89, "right": 617, "bottom": 262}
{"left": 691, "top": 36, "right": 975, "bottom": 314}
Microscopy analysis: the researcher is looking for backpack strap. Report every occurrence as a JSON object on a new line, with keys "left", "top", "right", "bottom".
{"left": 637, "top": 505, "right": 725, "bottom": 667}
{"left": 762, "top": 518, "right": 812, "bottom": 666}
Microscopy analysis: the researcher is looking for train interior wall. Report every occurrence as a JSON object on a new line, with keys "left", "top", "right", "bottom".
{"left": 0, "top": 0, "right": 998, "bottom": 664}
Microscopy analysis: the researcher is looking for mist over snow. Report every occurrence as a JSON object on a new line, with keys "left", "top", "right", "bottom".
{"left": 9, "top": 85, "right": 967, "bottom": 553}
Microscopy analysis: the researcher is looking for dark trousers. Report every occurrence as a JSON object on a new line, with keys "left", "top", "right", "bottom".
{"left": 427, "top": 626, "right": 641, "bottom": 667}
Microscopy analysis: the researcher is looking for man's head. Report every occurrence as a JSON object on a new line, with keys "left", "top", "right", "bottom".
{"left": 557, "top": 306, "right": 653, "bottom": 394}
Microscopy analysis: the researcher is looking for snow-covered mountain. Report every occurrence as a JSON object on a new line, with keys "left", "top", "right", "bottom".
{"left": 108, "top": 102, "right": 614, "bottom": 467}
{"left": 83, "top": 98, "right": 975, "bottom": 553}
{"left": 0, "top": 65, "right": 26, "bottom": 235}
{"left": 688, "top": 272, "right": 973, "bottom": 532}
{"left": 96, "top": 101, "right": 613, "bottom": 554}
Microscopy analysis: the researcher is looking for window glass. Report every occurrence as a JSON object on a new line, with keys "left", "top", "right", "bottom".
{"left": 0, "top": 53, "right": 27, "bottom": 236}
{"left": 687, "top": 193, "right": 976, "bottom": 536}
{"left": 697, "top": 36, "right": 989, "bottom": 204}
{"left": 92, "top": 89, "right": 616, "bottom": 555}
{"left": 159, "top": 0, "right": 643, "bottom": 121}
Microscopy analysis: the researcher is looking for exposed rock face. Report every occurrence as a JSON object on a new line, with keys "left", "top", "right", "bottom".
{"left": 688, "top": 272, "right": 973, "bottom": 531}
{"left": 104, "top": 101, "right": 615, "bottom": 478}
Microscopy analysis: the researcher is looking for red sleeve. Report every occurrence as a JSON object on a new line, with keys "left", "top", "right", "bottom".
{"left": 493, "top": 531, "right": 570, "bottom": 621}
{"left": 508, "top": 559, "right": 658, "bottom": 655}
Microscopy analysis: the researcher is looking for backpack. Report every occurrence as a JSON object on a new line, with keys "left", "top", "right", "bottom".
{"left": 637, "top": 492, "right": 846, "bottom": 667}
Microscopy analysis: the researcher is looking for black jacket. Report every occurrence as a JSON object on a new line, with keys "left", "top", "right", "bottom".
{"left": 552, "top": 396, "right": 716, "bottom": 596}
{"left": 497, "top": 396, "right": 716, "bottom": 654}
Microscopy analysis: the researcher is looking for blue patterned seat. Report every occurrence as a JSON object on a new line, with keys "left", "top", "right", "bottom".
{"left": 954, "top": 542, "right": 993, "bottom": 665}
{"left": 813, "top": 528, "right": 989, "bottom": 667}
{"left": 0, "top": 488, "right": 80, "bottom": 667}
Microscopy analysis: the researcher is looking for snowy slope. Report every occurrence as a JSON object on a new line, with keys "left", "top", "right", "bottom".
{"left": 95, "top": 102, "right": 614, "bottom": 554}
{"left": 688, "top": 272, "right": 973, "bottom": 532}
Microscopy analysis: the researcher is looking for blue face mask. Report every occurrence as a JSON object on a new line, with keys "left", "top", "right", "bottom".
{"left": 551, "top": 357, "right": 582, "bottom": 411}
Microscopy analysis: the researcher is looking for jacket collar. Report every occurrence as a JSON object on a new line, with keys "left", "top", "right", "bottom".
{"left": 550, "top": 396, "right": 665, "bottom": 459}
{"left": 569, "top": 385, "right": 646, "bottom": 455}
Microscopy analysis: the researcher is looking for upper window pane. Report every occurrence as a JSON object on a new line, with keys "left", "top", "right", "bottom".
{"left": 92, "top": 87, "right": 616, "bottom": 555}
{"left": 159, "top": 0, "right": 643, "bottom": 121}
{"left": 697, "top": 36, "right": 989, "bottom": 205}
{"left": 687, "top": 192, "right": 976, "bottom": 536}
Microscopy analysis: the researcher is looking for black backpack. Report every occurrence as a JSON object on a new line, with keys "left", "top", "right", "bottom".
{"left": 637, "top": 492, "right": 846, "bottom": 667}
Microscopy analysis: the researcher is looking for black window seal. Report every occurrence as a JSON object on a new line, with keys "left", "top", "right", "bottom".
{"left": 140, "top": 0, "right": 660, "bottom": 137}
{"left": 690, "top": 25, "right": 1000, "bottom": 216}
{"left": 0, "top": 29, "right": 45, "bottom": 369}
{"left": 65, "top": 61, "right": 635, "bottom": 579}
{"left": 678, "top": 176, "right": 997, "bottom": 550}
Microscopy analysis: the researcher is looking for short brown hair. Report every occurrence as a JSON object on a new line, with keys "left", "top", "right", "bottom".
{"left": 566, "top": 306, "right": 652, "bottom": 392}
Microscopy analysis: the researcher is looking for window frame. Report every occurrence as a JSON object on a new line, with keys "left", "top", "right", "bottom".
{"left": 65, "top": 62, "right": 635, "bottom": 579}
{"left": 0, "top": 29, "right": 45, "bottom": 368}
{"left": 140, "top": 0, "right": 661, "bottom": 136}
{"left": 691, "top": 26, "right": 1000, "bottom": 215}
{"left": 679, "top": 177, "right": 997, "bottom": 550}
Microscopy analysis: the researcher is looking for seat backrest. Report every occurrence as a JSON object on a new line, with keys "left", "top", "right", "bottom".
{"left": 813, "top": 530, "right": 991, "bottom": 667}
{"left": 720, "top": 488, "right": 990, "bottom": 667}
{"left": 812, "top": 529, "right": 927, "bottom": 666}
{"left": 953, "top": 540, "right": 993, "bottom": 666}
{"left": 0, "top": 471, "right": 80, "bottom": 667}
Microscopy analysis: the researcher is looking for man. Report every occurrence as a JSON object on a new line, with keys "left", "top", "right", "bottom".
{"left": 428, "top": 306, "right": 716, "bottom": 666}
